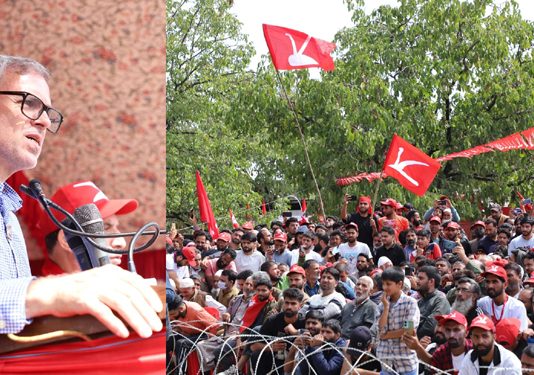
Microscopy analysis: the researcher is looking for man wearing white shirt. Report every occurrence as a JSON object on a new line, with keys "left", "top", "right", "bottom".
{"left": 234, "top": 232, "right": 265, "bottom": 273}
{"left": 291, "top": 231, "right": 323, "bottom": 265}
{"left": 337, "top": 223, "right": 372, "bottom": 276}
{"left": 508, "top": 217, "right": 534, "bottom": 257}
{"left": 476, "top": 264, "right": 529, "bottom": 332}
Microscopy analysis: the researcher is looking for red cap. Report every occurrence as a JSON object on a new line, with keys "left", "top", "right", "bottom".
{"left": 429, "top": 216, "right": 442, "bottom": 223}
{"left": 436, "top": 311, "right": 467, "bottom": 329}
{"left": 182, "top": 246, "right": 198, "bottom": 267}
{"left": 37, "top": 181, "right": 138, "bottom": 237}
{"left": 217, "top": 232, "right": 232, "bottom": 243}
{"left": 445, "top": 221, "right": 461, "bottom": 229}
{"left": 469, "top": 314, "right": 496, "bottom": 333}
{"left": 395, "top": 202, "right": 404, "bottom": 210}
{"left": 525, "top": 274, "right": 534, "bottom": 286}
{"left": 495, "top": 318, "right": 520, "bottom": 347}
{"left": 470, "top": 220, "right": 486, "bottom": 229}
{"left": 380, "top": 198, "right": 397, "bottom": 207}
{"left": 287, "top": 264, "right": 305, "bottom": 276}
{"left": 241, "top": 221, "right": 254, "bottom": 230}
{"left": 273, "top": 232, "right": 287, "bottom": 242}
{"left": 482, "top": 264, "right": 508, "bottom": 282}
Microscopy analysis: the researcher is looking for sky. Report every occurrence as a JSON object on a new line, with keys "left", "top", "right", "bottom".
{"left": 231, "top": 0, "right": 534, "bottom": 70}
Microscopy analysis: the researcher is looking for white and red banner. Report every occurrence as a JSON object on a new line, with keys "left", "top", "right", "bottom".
{"left": 382, "top": 134, "right": 441, "bottom": 196}
{"left": 195, "top": 170, "right": 219, "bottom": 239}
{"left": 263, "top": 24, "right": 336, "bottom": 71}
{"left": 336, "top": 127, "right": 534, "bottom": 191}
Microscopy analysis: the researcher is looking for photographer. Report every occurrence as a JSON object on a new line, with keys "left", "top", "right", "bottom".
{"left": 422, "top": 196, "right": 461, "bottom": 223}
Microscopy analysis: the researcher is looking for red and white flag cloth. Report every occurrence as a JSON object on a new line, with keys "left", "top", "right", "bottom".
{"left": 382, "top": 134, "right": 441, "bottom": 196}
{"left": 229, "top": 209, "right": 240, "bottom": 229}
{"left": 261, "top": 199, "right": 267, "bottom": 216}
{"left": 195, "top": 170, "right": 219, "bottom": 239}
{"left": 262, "top": 24, "right": 336, "bottom": 71}
{"left": 301, "top": 198, "right": 307, "bottom": 213}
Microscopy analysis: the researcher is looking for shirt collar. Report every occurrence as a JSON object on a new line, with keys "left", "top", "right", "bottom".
{"left": 0, "top": 182, "right": 23, "bottom": 215}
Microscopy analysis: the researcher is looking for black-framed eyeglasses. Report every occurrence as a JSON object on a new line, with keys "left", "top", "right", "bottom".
{"left": 0, "top": 91, "right": 63, "bottom": 133}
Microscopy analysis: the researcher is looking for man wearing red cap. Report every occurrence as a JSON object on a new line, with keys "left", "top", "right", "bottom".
{"left": 377, "top": 198, "right": 409, "bottom": 240}
{"left": 459, "top": 314, "right": 521, "bottom": 374}
{"left": 37, "top": 180, "right": 138, "bottom": 275}
{"left": 0, "top": 56, "right": 161, "bottom": 339}
{"left": 404, "top": 311, "right": 473, "bottom": 373}
{"left": 476, "top": 265, "right": 529, "bottom": 332}
{"left": 341, "top": 194, "right": 377, "bottom": 250}
{"left": 269, "top": 231, "right": 292, "bottom": 267}
{"left": 441, "top": 221, "right": 472, "bottom": 255}
{"left": 495, "top": 318, "right": 526, "bottom": 359}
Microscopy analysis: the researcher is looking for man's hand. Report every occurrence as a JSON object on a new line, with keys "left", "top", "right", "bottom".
{"left": 221, "top": 312, "right": 231, "bottom": 323}
{"left": 309, "top": 334, "right": 324, "bottom": 347}
{"left": 25, "top": 265, "right": 163, "bottom": 339}
{"left": 402, "top": 332, "right": 420, "bottom": 350}
{"left": 419, "top": 336, "right": 431, "bottom": 347}
{"left": 271, "top": 341, "right": 286, "bottom": 351}
{"left": 284, "top": 324, "right": 297, "bottom": 335}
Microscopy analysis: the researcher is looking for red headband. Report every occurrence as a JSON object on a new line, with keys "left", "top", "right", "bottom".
{"left": 359, "top": 196, "right": 371, "bottom": 204}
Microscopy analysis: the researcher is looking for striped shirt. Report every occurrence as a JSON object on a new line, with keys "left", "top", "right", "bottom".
{"left": 0, "top": 182, "right": 34, "bottom": 334}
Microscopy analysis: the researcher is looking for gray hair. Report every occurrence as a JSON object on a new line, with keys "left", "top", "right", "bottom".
{"left": 0, "top": 55, "right": 50, "bottom": 84}
{"left": 457, "top": 277, "right": 481, "bottom": 296}
{"left": 252, "top": 271, "right": 272, "bottom": 289}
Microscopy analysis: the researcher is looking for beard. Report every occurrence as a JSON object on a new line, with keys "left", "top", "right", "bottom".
{"left": 451, "top": 298, "right": 474, "bottom": 316}
{"left": 448, "top": 338, "right": 461, "bottom": 348}
{"left": 407, "top": 239, "right": 415, "bottom": 246}
{"left": 216, "top": 258, "right": 227, "bottom": 269}
{"left": 435, "top": 332, "right": 447, "bottom": 346}
{"left": 474, "top": 344, "right": 492, "bottom": 357}
{"left": 486, "top": 287, "right": 502, "bottom": 299}
{"left": 284, "top": 310, "right": 298, "bottom": 318}
{"left": 355, "top": 292, "right": 369, "bottom": 304}
{"left": 257, "top": 293, "right": 269, "bottom": 302}
{"left": 412, "top": 220, "right": 421, "bottom": 227}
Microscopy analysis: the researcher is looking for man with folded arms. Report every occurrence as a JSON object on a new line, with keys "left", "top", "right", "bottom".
{"left": 0, "top": 55, "right": 161, "bottom": 339}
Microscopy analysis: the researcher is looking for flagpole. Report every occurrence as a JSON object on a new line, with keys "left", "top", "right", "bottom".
{"left": 274, "top": 69, "right": 326, "bottom": 218}
{"left": 372, "top": 172, "right": 384, "bottom": 211}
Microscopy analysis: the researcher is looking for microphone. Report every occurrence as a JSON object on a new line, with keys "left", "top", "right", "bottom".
{"left": 64, "top": 203, "right": 110, "bottom": 270}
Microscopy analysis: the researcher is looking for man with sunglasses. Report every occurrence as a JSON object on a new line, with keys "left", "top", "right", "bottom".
{"left": 0, "top": 55, "right": 162, "bottom": 339}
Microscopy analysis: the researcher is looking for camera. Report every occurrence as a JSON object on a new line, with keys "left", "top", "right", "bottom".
{"left": 438, "top": 200, "right": 447, "bottom": 206}
{"left": 347, "top": 195, "right": 358, "bottom": 202}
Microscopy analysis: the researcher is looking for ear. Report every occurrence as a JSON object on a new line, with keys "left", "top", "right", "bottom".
{"left": 56, "top": 229, "right": 70, "bottom": 250}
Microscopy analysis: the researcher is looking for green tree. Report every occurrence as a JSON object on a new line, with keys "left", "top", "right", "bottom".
{"left": 226, "top": 0, "right": 534, "bottom": 218}
{"left": 166, "top": 0, "right": 282, "bottom": 229}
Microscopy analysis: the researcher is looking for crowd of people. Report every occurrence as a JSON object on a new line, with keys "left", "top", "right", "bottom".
{"left": 166, "top": 193, "right": 534, "bottom": 375}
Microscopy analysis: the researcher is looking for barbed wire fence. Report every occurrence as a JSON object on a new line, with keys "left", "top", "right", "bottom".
{"left": 166, "top": 319, "right": 526, "bottom": 375}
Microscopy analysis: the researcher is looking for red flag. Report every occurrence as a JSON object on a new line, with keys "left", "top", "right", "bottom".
{"left": 229, "top": 209, "right": 240, "bottom": 229}
{"left": 195, "top": 170, "right": 219, "bottom": 238}
{"left": 261, "top": 199, "right": 267, "bottom": 215}
{"left": 263, "top": 24, "right": 336, "bottom": 71}
{"left": 382, "top": 134, "right": 441, "bottom": 196}
{"left": 301, "top": 198, "right": 307, "bottom": 213}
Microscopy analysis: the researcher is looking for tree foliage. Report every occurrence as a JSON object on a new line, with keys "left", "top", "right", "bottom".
{"left": 167, "top": 0, "right": 534, "bottom": 225}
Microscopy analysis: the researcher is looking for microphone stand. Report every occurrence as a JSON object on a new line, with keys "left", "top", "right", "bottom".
{"left": 20, "top": 179, "right": 165, "bottom": 273}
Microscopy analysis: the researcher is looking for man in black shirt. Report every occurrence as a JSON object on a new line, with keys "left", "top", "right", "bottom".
{"left": 250, "top": 288, "right": 306, "bottom": 375}
{"left": 373, "top": 227, "right": 406, "bottom": 266}
{"left": 342, "top": 194, "right": 377, "bottom": 250}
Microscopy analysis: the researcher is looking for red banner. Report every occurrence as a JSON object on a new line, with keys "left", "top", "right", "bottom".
{"left": 195, "top": 171, "right": 219, "bottom": 239}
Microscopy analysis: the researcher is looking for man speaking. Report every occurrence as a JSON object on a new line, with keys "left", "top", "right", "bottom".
{"left": 0, "top": 55, "right": 162, "bottom": 339}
